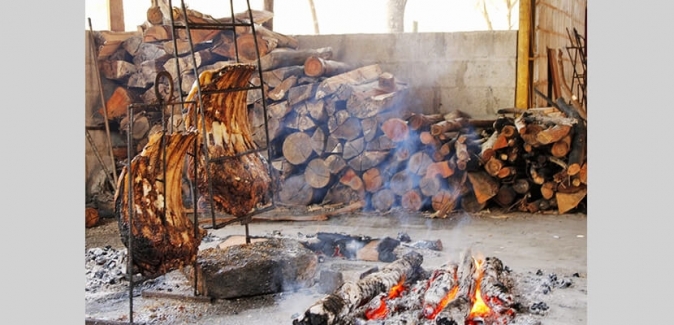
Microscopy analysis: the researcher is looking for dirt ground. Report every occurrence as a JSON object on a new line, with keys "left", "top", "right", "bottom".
{"left": 85, "top": 208, "right": 587, "bottom": 325}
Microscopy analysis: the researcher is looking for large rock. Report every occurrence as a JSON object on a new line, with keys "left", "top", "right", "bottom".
{"left": 188, "top": 238, "right": 318, "bottom": 299}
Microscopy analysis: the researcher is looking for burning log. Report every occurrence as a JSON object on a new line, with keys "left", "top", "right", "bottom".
{"left": 292, "top": 251, "right": 423, "bottom": 325}
{"left": 114, "top": 130, "right": 206, "bottom": 278}
{"left": 183, "top": 64, "right": 271, "bottom": 217}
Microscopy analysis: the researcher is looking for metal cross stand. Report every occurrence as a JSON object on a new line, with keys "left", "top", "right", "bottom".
{"left": 113, "top": 1, "right": 275, "bottom": 323}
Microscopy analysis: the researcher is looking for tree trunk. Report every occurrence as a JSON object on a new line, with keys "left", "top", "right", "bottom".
{"left": 386, "top": 0, "right": 408, "bottom": 33}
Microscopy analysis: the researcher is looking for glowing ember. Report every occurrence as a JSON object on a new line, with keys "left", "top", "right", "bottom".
{"left": 468, "top": 258, "right": 491, "bottom": 319}
{"left": 364, "top": 276, "right": 407, "bottom": 320}
{"left": 364, "top": 295, "right": 388, "bottom": 320}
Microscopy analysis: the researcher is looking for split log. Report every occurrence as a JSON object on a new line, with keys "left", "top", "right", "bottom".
{"left": 315, "top": 64, "right": 383, "bottom": 100}
{"left": 430, "top": 190, "right": 458, "bottom": 218}
{"left": 100, "top": 86, "right": 139, "bottom": 120}
{"left": 271, "top": 158, "right": 295, "bottom": 180}
{"left": 389, "top": 171, "right": 415, "bottom": 197}
{"left": 407, "top": 113, "right": 445, "bottom": 131}
{"left": 466, "top": 171, "right": 500, "bottom": 205}
{"left": 343, "top": 137, "right": 366, "bottom": 160}
{"left": 361, "top": 117, "right": 379, "bottom": 142}
{"left": 419, "top": 176, "right": 441, "bottom": 197}
{"left": 430, "top": 118, "right": 468, "bottom": 136}
{"left": 91, "top": 30, "right": 140, "bottom": 59}
{"left": 306, "top": 99, "right": 328, "bottom": 122}
{"left": 325, "top": 155, "right": 347, "bottom": 175}
{"left": 407, "top": 151, "right": 433, "bottom": 176}
{"left": 101, "top": 60, "right": 136, "bottom": 81}
{"left": 325, "top": 135, "right": 343, "bottom": 154}
{"left": 380, "top": 118, "right": 409, "bottom": 142}
{"left": 285, "top": 113, "right": 317, "bottom": 132}
{"left": 556, "top": 187, "right": 587, "bottom": 214}
{"left": 310, "top": 127, "right": 326, "bottom": 155}
{"left": 283, "top": 132, "right": 314, "bottom": 165}
{"left": 484, "top": 157, "right": 504, "bottom": 177}
{"left": 557, "top": 98, "right": 587, "bottom": 176}
{"left": 183, "top": 64, "right": 271, "bottom": 217}
{"left": 347, "top": 151, "right": 389, "bottom": 172}
{"left": 288, "top": 82, "right": 318, "bottom": 106}
{"left": 142, "top": 25, "right": 173, "bottom": 42}
{"left": 85, "top": 207, "right": 99, "bottom": 228}
{"left": 460, "top": 190, "right": 487, "bottom": 213}
{"left": 425, "top": 161, "right": 454, "bottom": 179}
{"left": 305, "top": 158, "right": 332, "bottom": 189}
{"left": 292, "top": 251, "right": 423, "bottom": 325}
{"left": 362, "top": 168, "right": 383, "bottom": 193}
{"left": 332, "top": 117, "right": 362, "bottom": 141}
{"left": 260, "top": 47, "right": 333, "bottom": 71}
{"left": 323, "top": 184, "right": 364, "bottom": 205}
{"left": 377, "top": 72, "right": 397, "bottom": 93}
{"left": 366, "top": 135, "right": 396, "bottom": 152}
{"left": 267, "top": 100, "right": 292, "bottom": 120}
{"left": 345, "top": 80, "right": 406, "bottom": 119}
{"left": 114, "top": 130, "right": 206, "bottom": 278}
{"left": 261, "top": 65, "right": 305, "bottom": 88}
{"left": 277, "top": 174, "right": 315, "bottom": 206}
{"left": 304, "top": 56, "right": 352, "bottom": 78}
{"left": 267, "top": 75, "right": 297, "bottom": 101}
{"left": 371, "top": 188, "right": 396, "bottom": 212}
{"left": 401, "top": 190, "right": 423, "bottom": 211}
{"left": 512, "top": 178, "right": 531, "bottom": 195}
{"left": 536, "top": 124, "right": 572, "bottom": 145}
{"left": 339, "top": 169, "right": 365, "bottom": 194}
{"left": 540, "top": 181, "right": 557, "bottom": 200}
{"left": 551, "top": 134, "right": 572, "bottom": 158}
{"left": 493, "top": 185, "right": 517, "bottom": 208}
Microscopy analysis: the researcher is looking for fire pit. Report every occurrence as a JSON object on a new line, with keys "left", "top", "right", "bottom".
{"left": 293, "top": 249, "right": 552, "bottom": 325}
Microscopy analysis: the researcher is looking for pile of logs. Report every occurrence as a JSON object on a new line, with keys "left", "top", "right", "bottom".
{"left": 91, "top": 5, "right": 587, "bottom": 216}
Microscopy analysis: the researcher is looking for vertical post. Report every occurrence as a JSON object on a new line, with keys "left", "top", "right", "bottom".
{"left": 263, "top": 0, "right": 274, "bottom": 30}
{"left": 515, "top": 0, "right": 532, "bottom": 109}
{"left": 107, "top": 0, "right": 125, "bottom": 32}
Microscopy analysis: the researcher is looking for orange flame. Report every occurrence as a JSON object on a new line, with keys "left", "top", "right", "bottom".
{"left": 388, "top": 276, "right": 406, "bottom": 299}
{"left": 424, "top": 285, "right": 459, "bottom": 320}
{"left": 468, "top": 258, "right": 491, "bottom": 319}
{"left": 365, "top": 276, "right": 407, "bottom": 320}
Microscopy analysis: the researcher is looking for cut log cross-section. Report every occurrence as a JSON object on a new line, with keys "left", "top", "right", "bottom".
{"left": 183, "top": 64, "right": 271, "bottom": 217}
{"left": 114, "top": 131, "right": 206, "bottom": 278}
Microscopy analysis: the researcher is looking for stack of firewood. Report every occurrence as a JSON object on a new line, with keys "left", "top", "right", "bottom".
{"left": 91, "top": 5, "right": 587, "bottom": 216}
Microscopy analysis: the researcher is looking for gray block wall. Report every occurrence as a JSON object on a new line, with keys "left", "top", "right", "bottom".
{"left": 295, "top": 31, "right": 517, "bottom": 118}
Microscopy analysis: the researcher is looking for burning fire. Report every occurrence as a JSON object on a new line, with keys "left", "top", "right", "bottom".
{"left": 423, "top": 285, "right": 459, "bottom": 320}
{"left": 468, "top": 257, "right": 491, "bottom": 319}
{"left": 364, "top": 276, "right": 407, "bottom": 320}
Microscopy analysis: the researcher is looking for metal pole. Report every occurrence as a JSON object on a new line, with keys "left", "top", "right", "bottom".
{"left": 126, "top": 105, "right": 135, "bottom": 324}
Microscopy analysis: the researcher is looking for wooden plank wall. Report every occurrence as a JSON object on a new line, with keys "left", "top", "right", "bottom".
{"left": 531, "top": 0, "right": 586, "bottom": 108}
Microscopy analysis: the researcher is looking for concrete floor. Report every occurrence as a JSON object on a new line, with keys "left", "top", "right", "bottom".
{"left": 85, "top": 209, "right": 587, "bottom": 324}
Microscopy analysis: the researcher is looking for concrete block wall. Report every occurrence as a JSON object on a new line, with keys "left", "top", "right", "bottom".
{"left": 295, "top": 31, "right": 518, "bottom": 118}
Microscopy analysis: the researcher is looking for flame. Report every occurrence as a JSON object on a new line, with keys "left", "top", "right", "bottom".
{"left": 388, "top": 276, "right": 406, "bottom": 299}
{"left": 468, "top": 258, "right": 491, "bottom": 319}
{"left": 423, "top": 285, "right": 459, "bottom": 320}
{"left": 364, "top": 276, "right": 407, "bottom": 320}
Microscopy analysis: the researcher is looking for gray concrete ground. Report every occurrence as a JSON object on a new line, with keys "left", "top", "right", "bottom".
{"left": 85, "top": 209, "right": 587, "bottom": 324}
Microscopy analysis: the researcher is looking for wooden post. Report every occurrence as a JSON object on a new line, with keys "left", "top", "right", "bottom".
{"left": 107, "top": 0, "right": 125, "bottom": 32}
{"left": 263, "top": 0, "right": 274, "bottom": 30}
{"left": 515, "top": 0, "right": 532, "bottom": 109}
